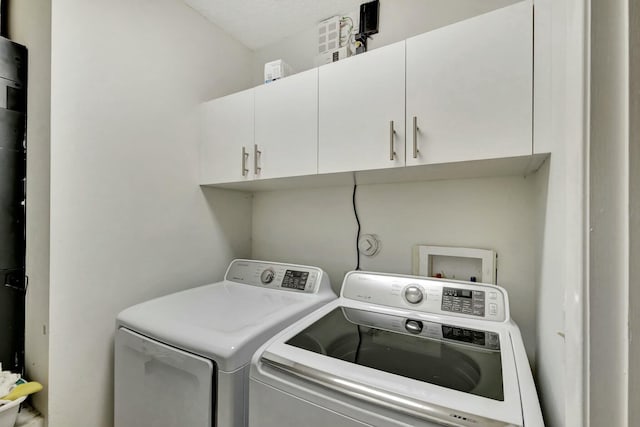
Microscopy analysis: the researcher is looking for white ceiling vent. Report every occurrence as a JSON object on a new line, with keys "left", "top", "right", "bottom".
{"left": 318, "top": 16, "right": 341, "bottom": 54}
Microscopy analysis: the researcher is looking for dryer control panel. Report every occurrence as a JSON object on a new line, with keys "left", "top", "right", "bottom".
{"left": 341, "top": 271, "right": 508, "bottom": 322}
{"left": 225, "top": 259, "right": 325, "bottom": 294}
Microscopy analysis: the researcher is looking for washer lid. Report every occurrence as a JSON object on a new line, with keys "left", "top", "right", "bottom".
{"left": 117, "top": 280, "right": 335, "bottom": 372}
{"left": 286, "top": 306, "right": 504, "bottom": 401}
{"left": 255, "top": 300, "right": 523, "bottom": 427}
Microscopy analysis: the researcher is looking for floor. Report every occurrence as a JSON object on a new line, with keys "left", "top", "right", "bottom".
{"left": 15, "top": 403, "right": 44, "bottom": 427}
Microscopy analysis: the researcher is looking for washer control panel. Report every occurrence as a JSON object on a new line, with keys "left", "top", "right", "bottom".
{"left": 226, "top": 260, "right": 321, "bottom": 293}
{"left": 441, "top": 287, "right": 485, "bottom": 317}
{"left": 342, "top": 271, "right": 508, "bottom": 322}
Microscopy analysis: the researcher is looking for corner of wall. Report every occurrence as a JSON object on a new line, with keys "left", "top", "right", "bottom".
{"left": 7, "top": 0, "right": 52, "bottom": 419}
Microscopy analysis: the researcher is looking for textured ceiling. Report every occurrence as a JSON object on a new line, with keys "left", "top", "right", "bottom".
{"left": 184, "top": 0, "right": 362, "bottom": 50}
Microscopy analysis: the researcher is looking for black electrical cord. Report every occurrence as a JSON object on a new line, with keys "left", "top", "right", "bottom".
{"left": 352, "top": 184, "right": 361, "bottom": 271}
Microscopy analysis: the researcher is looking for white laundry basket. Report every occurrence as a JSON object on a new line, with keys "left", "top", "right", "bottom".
{"left": 0, "top": 397, "right": 27, "bottom": 427}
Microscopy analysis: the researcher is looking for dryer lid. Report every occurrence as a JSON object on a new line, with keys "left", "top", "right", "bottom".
{"left": 117, "top": 280, "right": 335, "bottom": 372}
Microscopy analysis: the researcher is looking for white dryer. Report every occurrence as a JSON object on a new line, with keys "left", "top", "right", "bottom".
{"left": 249, "top": 271, "right": 544, "bottom": 427}
{"left": 114, "top": 259, "right": 336, "bottom": 427}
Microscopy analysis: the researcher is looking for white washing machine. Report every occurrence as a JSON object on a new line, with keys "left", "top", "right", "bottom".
{"left": 249, "top": 271, "right": 544, "bottom": 427}
{"left": 114, "top": 259, "right": 336, "bottom": 427}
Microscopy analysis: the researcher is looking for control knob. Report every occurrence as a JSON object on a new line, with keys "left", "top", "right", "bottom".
{"left": 404, "top": 285, "right": 424, "bottom": 304}
{"left": 260, "top": 268, "right": 275, "bottom": 284}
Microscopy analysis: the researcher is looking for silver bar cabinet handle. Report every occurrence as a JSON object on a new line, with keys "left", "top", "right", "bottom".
{"left": 389, "top": 120, "right": 396, "bottom": 161}
{"left": 254, "top": 144, "right": 261, "bottom": 174}
{"left": 241, "top": 146, "right": 249, "bottom": 176}
{"left": 413, "top": 116, "right": 419, "bottom": 159}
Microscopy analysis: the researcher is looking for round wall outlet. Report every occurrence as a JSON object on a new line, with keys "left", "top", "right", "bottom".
{"left": 358, "top": 234, "right": 381, "bottom": 257}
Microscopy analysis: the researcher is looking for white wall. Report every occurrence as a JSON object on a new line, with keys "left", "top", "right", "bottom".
{"left": 252, "top": 175, "right": 543, "bottom": 363}
{"left": 48, "top": 1, "right": 254, "bottom": 426}
{"left": 589, "top": 0, "right": 630, "bottom": 425}
{"left": 629, "top": 1, "right": 640, "bottom": 424}
{"left": 252, "top": 0, "right": 516, "bottom": 84}
{"left": 531, "top": 1, "right": 589, "bottom": 426}
{"left": 7, "top": 0, "right": 52, "bottom": 418}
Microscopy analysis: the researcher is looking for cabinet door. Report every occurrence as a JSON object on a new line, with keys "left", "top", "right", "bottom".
{"left": 200, "top": 89, "right": 254, "bottom": 184}
{"left": 255, "top": 68, "right": 318, "bottom": 179}
{"left": 406, "top": 2, "right": 533, "bottom": 166}
{"left": 318, "top": 41, "right": 405, "bottom": 174}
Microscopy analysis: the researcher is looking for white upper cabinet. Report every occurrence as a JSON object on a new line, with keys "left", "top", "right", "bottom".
{"left": 318, "top": 41, "right": 406, "bottom": 174}
{"left": 254, "top": 68, "right": 318, "bottom": 180}
{"left": 200, "top": 2, "right": 537, "bottom": 188}
{"left": 406, "top": 2, "right": 533, "bottom": 166}
{"left": 200, "top": 89, "right": 254, "bottom": 184}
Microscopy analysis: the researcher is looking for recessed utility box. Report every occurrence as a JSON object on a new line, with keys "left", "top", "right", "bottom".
{"left": 412, "top": 245, "right": 497, "bottom": 284}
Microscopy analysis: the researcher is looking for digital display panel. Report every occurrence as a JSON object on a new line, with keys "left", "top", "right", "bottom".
{"left": 443, "top": 288, "right": 473, "bottom": 298}
{"left": 281, "top": 270, "right": 308, "bottom": 290}
{"left": 441, "top": 287, "right": 486, "bottom": 317}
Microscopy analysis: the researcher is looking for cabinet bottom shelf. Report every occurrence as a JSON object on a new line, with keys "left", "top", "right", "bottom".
{"left": 200, "top": 153, "right": 550, "bottom": 192}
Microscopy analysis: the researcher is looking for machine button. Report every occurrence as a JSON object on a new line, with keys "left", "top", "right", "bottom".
{"left": 260, "top": 268, "right": 275, "bottom": 284}
{"left": 489, "top": 303, "right": 498, "bottom": 315}
{"left": 405, "top": 319, "right": 423, "bottom": 334}
{"left": 404, "top": 285, "right": 424, "bottom": 304}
